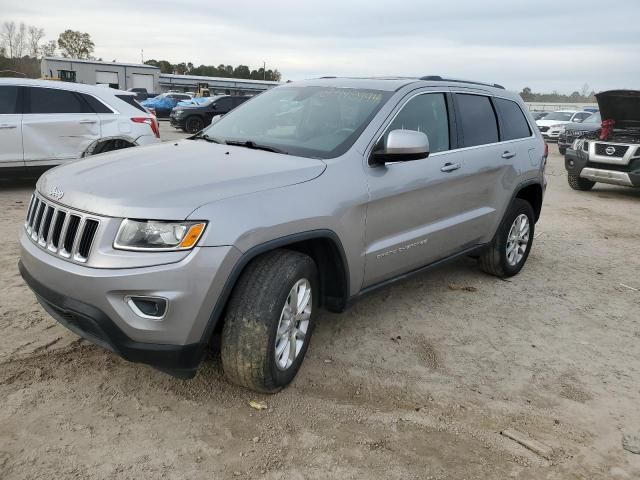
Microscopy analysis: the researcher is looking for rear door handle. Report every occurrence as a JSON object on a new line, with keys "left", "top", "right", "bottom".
{"left": 79, "top": 119, "right": 97, "bottom": 124}
{"left": 0, "top": 124, "right": 17, "bottom": 129}
{"left": 501, "top": 151, "right": 516, "bottom": 159}
{"left": 440, "top": 162, "right": 461, "bottom": 173}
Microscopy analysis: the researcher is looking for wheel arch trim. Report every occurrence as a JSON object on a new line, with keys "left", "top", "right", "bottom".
{"left": 194, "top": 229, "right": 350, "bottom": 360}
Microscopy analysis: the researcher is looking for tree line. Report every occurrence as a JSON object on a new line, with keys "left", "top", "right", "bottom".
{"left": 519, "top": 85, "right": 597, "bottom": 103}
{"left": 144, "top": 60, "right": 282, "bottom": 82}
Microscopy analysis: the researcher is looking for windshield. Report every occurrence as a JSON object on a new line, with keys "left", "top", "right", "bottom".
{"left": 200, "top": 86, "right": 391, "bottom": 159}
{"left": 582, "top": 112, "right": 601, "bottom": 124}
{"left": 544, "top": 112, "right": 575, "bottom": 121}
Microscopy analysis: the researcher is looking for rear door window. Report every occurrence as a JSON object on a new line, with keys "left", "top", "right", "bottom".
{"left": 115, "top": 94, "right": 147, "bottom": 113}
{"left": 27, "top": 87, "right": 91, "bottom": 114}
{"left": 493, "top": 98, "right": 532, "bottom": 141}
{"left": 455, "top": 94, "right": 499, "bottom": 147}
{"left": 0, "top": 86, "right": 19, "bottom": 114}
{"left": 80, "top": 93, "right": 113, "bottom": 114}
{"left": 215, "top": 97, "right": 233, "bottom": 111}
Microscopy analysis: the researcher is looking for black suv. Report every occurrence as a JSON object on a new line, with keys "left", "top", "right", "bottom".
{"left": 170, "top": 95, "right": 251, "bottom": 133}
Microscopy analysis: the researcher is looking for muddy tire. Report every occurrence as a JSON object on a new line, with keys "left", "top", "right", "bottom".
{"left": 479, "top": 198, "right": 535, "bottom": 278}
{"left": 568, "top": 174, "right": 595, "bottom": 191}
{"left": 221, "top": 249, "right": 318, "bottom": 393}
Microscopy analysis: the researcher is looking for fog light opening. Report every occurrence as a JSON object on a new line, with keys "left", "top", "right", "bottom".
{"left": 126, "top": 296, "right": 168, "bottom": 320}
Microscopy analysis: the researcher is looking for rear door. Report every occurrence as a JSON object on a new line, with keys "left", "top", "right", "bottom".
{"left": 452, "top": 92, "right": 533, "bottom": 240}
{"left": 22, "top": 86, "right": 101, "bottom": 166}
{"left": 0, "top": 85, "right": 23, "bottom": 167}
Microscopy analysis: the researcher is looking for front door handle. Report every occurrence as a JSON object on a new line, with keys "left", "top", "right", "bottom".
{"left": 0, "top": 124, "right": 17, "bottom": 129}
{"left": 501, "top": 151, "right": 516, "bottom": 159}
{"left": 79, "top": 119, "right": 97, "bottom": 124}
{"left": 441, "top": 162, "right": 461, "bottom": 173}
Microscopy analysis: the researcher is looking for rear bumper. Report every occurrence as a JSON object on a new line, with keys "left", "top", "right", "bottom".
{"left": 19, "top": 260, "right": 201, "bottom": 378}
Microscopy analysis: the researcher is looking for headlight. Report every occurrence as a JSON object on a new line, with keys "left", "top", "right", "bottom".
{"left": 114, "top": 219, "right": 207, "bottom": 251}
{"left": 173, "top": 110, "right": 184, "bottom": 117}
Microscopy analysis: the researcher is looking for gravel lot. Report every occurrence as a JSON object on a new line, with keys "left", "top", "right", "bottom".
{"left": 1, "top": 130, "right": 639, "bottom": 479}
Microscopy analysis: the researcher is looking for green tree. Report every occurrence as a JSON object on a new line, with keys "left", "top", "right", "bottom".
{"left": 57, "top": 29, "right": 94, "bottom": 59}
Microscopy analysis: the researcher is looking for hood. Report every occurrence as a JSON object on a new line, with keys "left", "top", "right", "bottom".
{"left": 564, "top": 121, "right": 600, "bottom": 133}
{"left": 596, "top": 90, "right": 640, "bottom": 129}
{"left": 537, "top": 119, "right": 571, "bottom": 127}
{"left": 38, "top": 140, "right": 326, "bottom": 219}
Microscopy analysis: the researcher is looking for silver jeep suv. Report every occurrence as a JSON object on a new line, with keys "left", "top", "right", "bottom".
{"left": 19, "top": 76, "right": 546, "bottom": 392}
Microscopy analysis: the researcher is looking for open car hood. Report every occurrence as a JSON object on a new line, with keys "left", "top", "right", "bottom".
{"left": 596, "top": 90, "right": 640, "bottom": 129}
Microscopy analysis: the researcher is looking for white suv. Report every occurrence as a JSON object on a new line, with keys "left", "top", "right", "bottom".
{"left": 536, "top": 110, "right": 592, "bottom": 140}
{"left": 0, "top": 79, "right": 160, "bottom": 173}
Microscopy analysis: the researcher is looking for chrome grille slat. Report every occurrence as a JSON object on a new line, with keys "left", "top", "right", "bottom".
{"left": 23, "top": 192, "right": 101, "bottom": 264}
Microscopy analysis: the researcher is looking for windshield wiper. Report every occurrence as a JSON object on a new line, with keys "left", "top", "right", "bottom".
{"left": 192, "top": 133, "right": 225, "bottom": 144}
{"left": 225, "top": 140, "right": 287, "bottom": 155}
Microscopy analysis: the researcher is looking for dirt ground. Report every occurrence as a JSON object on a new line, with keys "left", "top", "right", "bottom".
{"left": 1, "top": 136, "right": 640, "bottom": 479}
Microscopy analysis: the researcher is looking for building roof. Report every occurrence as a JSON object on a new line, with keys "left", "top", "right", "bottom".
{"left": 42, "top": 57, "right": 159, "bottom": 70}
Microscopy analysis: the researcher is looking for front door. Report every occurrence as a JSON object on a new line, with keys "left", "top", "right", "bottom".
{"left": 0, "top": 85, "right": 24, "bottom": 167}
{"left": 363, "top": 91, "right": 492, "bottom": 287}
{"left": 22, "top": 86, "right": 100, "bottom": 167}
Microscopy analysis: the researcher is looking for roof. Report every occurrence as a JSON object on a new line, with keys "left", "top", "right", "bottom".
{"left": 292, "top": 76, "right": 509, "bottom": 93}
{"left": 42, "top": 57, "right": 159, "bottom": 70}
{"left": 0, "top": 77, "right": 133, "bottom": 95}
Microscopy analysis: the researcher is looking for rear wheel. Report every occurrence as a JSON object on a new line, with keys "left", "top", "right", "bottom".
{"left": 568, "top": 174, "right": 595, "bottom": 191}
{"left": 221, "top": 249, "right": 318, "bottom": 392}
{"left": 479, "top": 198, "right": 535, "bottom": 278}
{"left": 184, "top": 116, "right": 205, "bottom": 134}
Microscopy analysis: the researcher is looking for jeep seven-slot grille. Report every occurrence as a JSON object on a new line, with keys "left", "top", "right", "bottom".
{"left": 24, "top": 194, "right": 100, "bottom": 263}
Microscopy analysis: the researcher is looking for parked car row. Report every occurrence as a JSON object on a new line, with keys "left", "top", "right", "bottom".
{"left": 0, "top": 79, "right": 160, "bottom": 174}
{"left": 535, "top": 110, "right": 592, "bottom": 141}
{"left": 169, "top": 95, "right": 251, "bottom": 133}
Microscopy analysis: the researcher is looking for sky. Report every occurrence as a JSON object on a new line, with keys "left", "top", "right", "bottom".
{"left": 2, "top": 0, "right": 639, "bottom": 94}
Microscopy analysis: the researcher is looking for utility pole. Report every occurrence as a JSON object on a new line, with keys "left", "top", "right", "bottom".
{"left": 141, "top": 49, "right": 144, "bottom": 64}
{"left": 263, "top": 61, "right": 266, "bottom": 81}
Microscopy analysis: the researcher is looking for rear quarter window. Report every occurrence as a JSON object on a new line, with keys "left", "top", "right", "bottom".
{"left": 80, "top": 93, "right": 113, "bottom": 114}
{"left": 456, "top": 94, "right": 499, "bottom": 147}
{"left": 493, "top": 98, "right": 532, "bottom": 141}
{"left": 115, "top": 94, "right": 148, "bottom": 113}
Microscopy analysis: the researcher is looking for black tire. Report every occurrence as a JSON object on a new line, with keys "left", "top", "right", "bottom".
{"left": 184, "top": 116, "right": 205, "bottom": 134}
{"left": 479, "top": 198, "right": 535, "bottom": 278}
{"left": 558, "top": 146, "right": 566, "bottom": 155}
{"left": 568, "top": 173, "right": 595, "bottom": 191}
{"left": 221, "top": 249, "right": 318, "bottom": 393}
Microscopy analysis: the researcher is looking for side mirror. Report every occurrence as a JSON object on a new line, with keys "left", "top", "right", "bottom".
{"left": 574, "top": 118, "right": 583, "bottom": 123}
{"left": 371, "top": 129, "right": 430, "bottom": 165}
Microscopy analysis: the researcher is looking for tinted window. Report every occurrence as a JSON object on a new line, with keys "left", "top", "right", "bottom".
{"left": 456, "top": 94, "right": 499, "bottom": 147}
{"left": 28, "top": 87, "right": 90, "bottom": 114}
{"left": 116, "top": 94, "right": 147, "bottom": 113}
{"left": 214, "top": 97, "right": 233, "bottom": 111}
{"left": 80, "top": 93, "right": 112, "bottom": 114}
{"left": 233, "top": 96, "right": 249, "bottom": 107}
{"left": 494, "top": 98, "right": 531, "bottom": 141}
{"left": 385, "top": 93, "right": 449, "bottom": 153}
{"left": 574, "top": 112, "right": 590, "bottom": 121}
{"left": 0, "top": 86, "right": 19, "bottom": 114}
{"left": 583, "top": 112, "right": 601, "bottom": 124}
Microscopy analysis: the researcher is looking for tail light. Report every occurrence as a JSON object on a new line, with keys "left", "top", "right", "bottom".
{"left": 131, "top": 116, "right": 160, "bottom": 139}
{"left": 600, "top": 119, "right": 615, "bottom": 141}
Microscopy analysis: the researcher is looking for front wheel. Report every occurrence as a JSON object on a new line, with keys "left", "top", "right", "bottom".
{"left": 479, "top": 198, "right": 535, "bottom": 278}
{"left": 568, "top": 174, "right": 595, "bottom": 191}
{"left": 221, "top": 249, "right": 318, "bottom": 392}
{"left": 184, "top": 116, "right": 205, "bottom": 134}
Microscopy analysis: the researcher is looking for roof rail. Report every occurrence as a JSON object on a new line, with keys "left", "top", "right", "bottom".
{"left": 419, "top": 75, "right": 505, "bottom": 90}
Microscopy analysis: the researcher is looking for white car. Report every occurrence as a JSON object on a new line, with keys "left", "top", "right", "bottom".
{"left": 536, "top": 110, "right": 592, "bottom": 140}
{"left": 0, "top": 78, "right": 160, "bottom": 173}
